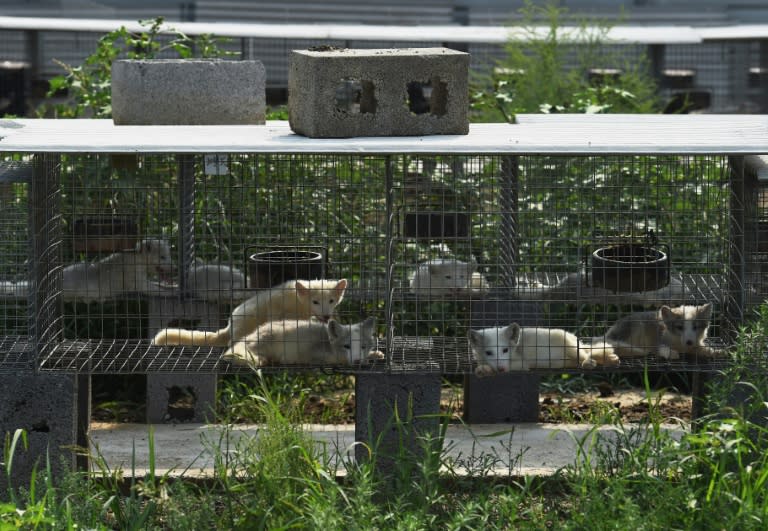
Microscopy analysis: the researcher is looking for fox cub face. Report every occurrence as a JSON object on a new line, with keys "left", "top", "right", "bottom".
{"left": 296, "top": 279, "right": 348, "bottom": 322}
{"left": 469, "top": 323, "right": 521, "bottom": 374}
{"left": 327, "top": 317, "right": 384, "bottom": 364}
{"left": 660, "top": 303, "right": 712, "bottom": 353}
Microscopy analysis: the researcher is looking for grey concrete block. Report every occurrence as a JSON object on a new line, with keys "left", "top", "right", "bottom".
{"left": 145, "top": 297, "right": 224, "bottom": 423}
{"left": 0, "top": 373, "right": 83, "bottom": 489}
{"left": 146, "top": 373, "right": 218, "bottom": 423}
{"left": 464, "top": 373, "right": 541, "bottom": 423}
{"left": 112, "top": 59, "right": 266, "bottom": 125}
{"left": 355, "top": 373, "right": 442, "bottom": 473}
{"left": 289, "top": 47, "right": 469, "bottom": 138}
{"left": 464, "top": 296, "right": 544, "bottom": 422}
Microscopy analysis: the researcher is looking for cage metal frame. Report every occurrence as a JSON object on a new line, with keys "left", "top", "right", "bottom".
{"left": 0, "top": 115, "right": 766, "bottom": 376}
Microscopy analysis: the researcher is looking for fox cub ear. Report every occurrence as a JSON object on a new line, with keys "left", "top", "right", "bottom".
{"left": 295, "top": 280, "right": 309, "bottom": 297}
{"left": 502, "top": 323, "right": 521, "bottom": 344}
{"left": 327, "top": 319, "right": 343, "bottom": 339}
{"left": 699, "top": 303, "right": 713, "bottom": 319}
{"left": 468, "top": 330, "right": 483, "bottom": 348}
{"left": 660, "top": 305, "right": 674, "bottom": 321}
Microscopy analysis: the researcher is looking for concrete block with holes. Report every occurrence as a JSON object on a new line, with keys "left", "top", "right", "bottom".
{"left": 111, "top": 59, "right": 266, "bottom": 125}
{"left": 146, "top": 297, "right": 223, "bottom": 423}
{"left": 288, "top": 47, "right": 469, "bottom": 138}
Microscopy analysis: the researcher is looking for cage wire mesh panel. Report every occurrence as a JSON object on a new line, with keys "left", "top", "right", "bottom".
{"left": 744, "top": 158, "right": 768, "bottom": 312}
{"left": 39, "top": 153, "right": 390, "bottom": 374}
{"left": 29, "top": 150, "right": 758, "bottom": 375}
{"left": 391, "top": 154, "right": 737, "bottom": 375}
{"left": 0, "top": 156, "right": 34, "bottom": 371}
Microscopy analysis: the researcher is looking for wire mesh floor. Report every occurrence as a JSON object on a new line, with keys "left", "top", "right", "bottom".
{"left": 35, "top": 335, "right": 737, "bottom": 375}
{"left": 0, "top": 336, "right": 34, "bottom": 372}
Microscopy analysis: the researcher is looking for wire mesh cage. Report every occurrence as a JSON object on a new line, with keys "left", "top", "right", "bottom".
{"left": 0, "top": 157, "right": 33, "bottom": 370}
{"left": 0, "top": 150, "right": 752, "bottom": 375}
{"left": 0, "top": 119, "right": 765, "bottom": 376}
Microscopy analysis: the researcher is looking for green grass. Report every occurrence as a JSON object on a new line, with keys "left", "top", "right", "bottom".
{"left": 4, "top": 314, "right": 768, "bottom": 530}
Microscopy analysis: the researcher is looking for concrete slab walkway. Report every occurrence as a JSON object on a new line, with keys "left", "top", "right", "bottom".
{"left": 89, "top": 422, "right": 686, "bottom": 477}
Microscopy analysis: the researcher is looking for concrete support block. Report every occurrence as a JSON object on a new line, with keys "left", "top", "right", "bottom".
{"left": 146, "top": 296, "right": 223, "bottom": 423}
{"left": 112, "top": 59, "right": 266, "bottom": 125}
{"left": 146, "top": 373, "right": 217, "bottom": 423}
{"left": 464, "top": 295, "right": 544, "bottom": 422}
{"left": 355, "top": 373, "right": 442, "bottom": 474}
{"left": 289, "top": 47, "right": 469, "bottom": 138}
{"left": 464, "top": 372, "right": 541, "bottom": 423}
{"left": 0, "top": 373, "right": 85, "bottom": 490}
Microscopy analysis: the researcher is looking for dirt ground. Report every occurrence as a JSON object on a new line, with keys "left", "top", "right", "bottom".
{"left": 298, "top": 384, "right": 693, "bottom": 425}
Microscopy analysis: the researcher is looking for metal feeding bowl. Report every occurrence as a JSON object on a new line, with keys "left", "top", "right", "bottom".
{"left": 591, "top": 244, "right": 670, "bottom": 293}
{"left": 247, "top": 248, "right": 327, "bottom": 289}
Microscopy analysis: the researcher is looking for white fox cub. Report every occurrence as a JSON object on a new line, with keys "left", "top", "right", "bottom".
{"left": 0, "top": 238, "right": 174, "bottom": 301}
{"left": 222, "top": 317, "right": 385, "bottom": 368}
{"left": 469, "top": 323, "right": 619, "bottom": 376}
{"left": 185, "top": 258, "right": 249, "bottom": 303}
{"left": 152, "top": 278, "right": 347, "bottom": 347}
{"left": 409, "top": 258, "right": 490, "bottom": 296}
{"left": 62, "top": 238, "right": 173, "bottom": 302}
{"left": 602, "top": 303, "right": 720, "bottom": 360}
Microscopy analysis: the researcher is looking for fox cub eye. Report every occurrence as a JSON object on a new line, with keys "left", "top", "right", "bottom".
{"left": 485, "top": 351, "right": 494, "bottom": 357}
{"left": 312, "top": 300, "right": 320, "bottom": 305}
{"left": 445, "top": 275, "right": 452, "bottom": 280}
{"left": 343, "top": 344, "right": 351, "bottom": 349}
{"left": 502, "top": 348, "right": 509, "bottom": 354}
{"left": 328, "top": 299, "right": 334, "bottom": 304}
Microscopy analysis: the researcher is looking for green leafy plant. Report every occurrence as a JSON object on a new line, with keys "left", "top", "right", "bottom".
{"left": 40, "top": 16, "right": 236, "bottom": 118}
{"left": 471, "top": 1, "right": 660, "bottom": 122}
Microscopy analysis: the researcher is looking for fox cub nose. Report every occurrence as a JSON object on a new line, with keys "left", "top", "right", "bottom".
{"left": 686, "top": 340, "right": 693, "bottom": 346}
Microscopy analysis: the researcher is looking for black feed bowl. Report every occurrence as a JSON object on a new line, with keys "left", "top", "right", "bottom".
{"left": 591, "top": 244, "right": 670, "bottom": 293}
{"left": 248, "top": 249, "right": 326, "bottom": 289}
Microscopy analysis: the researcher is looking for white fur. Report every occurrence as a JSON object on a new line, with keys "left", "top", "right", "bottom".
{"left": 185, "top": 258, "right": 249, "bottom": 302}
{"left": 222, "top": 317, "right": 384, "bottom": 368}
{"left": 409, "top": 258, "right": 490, "bottom": 296}
{"left": 152, "top": 278, "right": 347, "bottom": 347}
{"left": 60, "top": 238, "right": 173, "bottom": 303}
{"left": 601, "top": 303, "right": 719, "bottom": 360}
{"left": 469, "top": 323, "right": 619, "bottom": 376}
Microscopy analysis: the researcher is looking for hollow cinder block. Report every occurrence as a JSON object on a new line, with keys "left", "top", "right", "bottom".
{"left": 355, "top": 373, "right": 442, "bottom": 473}
{"left": 464, "top": 373, "right": 541, "bottom": 423}
{"left": 146, "top": 297, "right": 221, "bottom": 423}
{"left": 289, "top": 47, "right": 469, "bottom": 138}
{"left": 146, "top": 373, "right": 218, "bottom": 423}
{"left": 0, "top": 373, "right": 83, "bottom": 489}
{"left": 112, "top": 59, "right": 266, "bottom": 125}
{"left": 464, "top": 296, "right": 544, "bottom": 422}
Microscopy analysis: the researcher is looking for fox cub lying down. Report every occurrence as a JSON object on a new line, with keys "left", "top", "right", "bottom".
{"left": 470, "top": 323, "right": 619, "bottom": 376}
{"left": 153, "top": 278, "right": 347, "bottom": 347}
{"left": 409, "top": 259, "right": 490, "bottom": 296}
{"left": 222, "top": 317, "right": 384, "bottom": 368}
{"left": 600, "top": 303, "right": 721, "bottom": 360}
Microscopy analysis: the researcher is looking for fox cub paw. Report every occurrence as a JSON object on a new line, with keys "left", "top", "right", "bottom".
{"left": 474, "top": 364, "right": 496, "bottom": 377}
{"left": 658, "top": 345, "right": 679, "bottom": 360}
